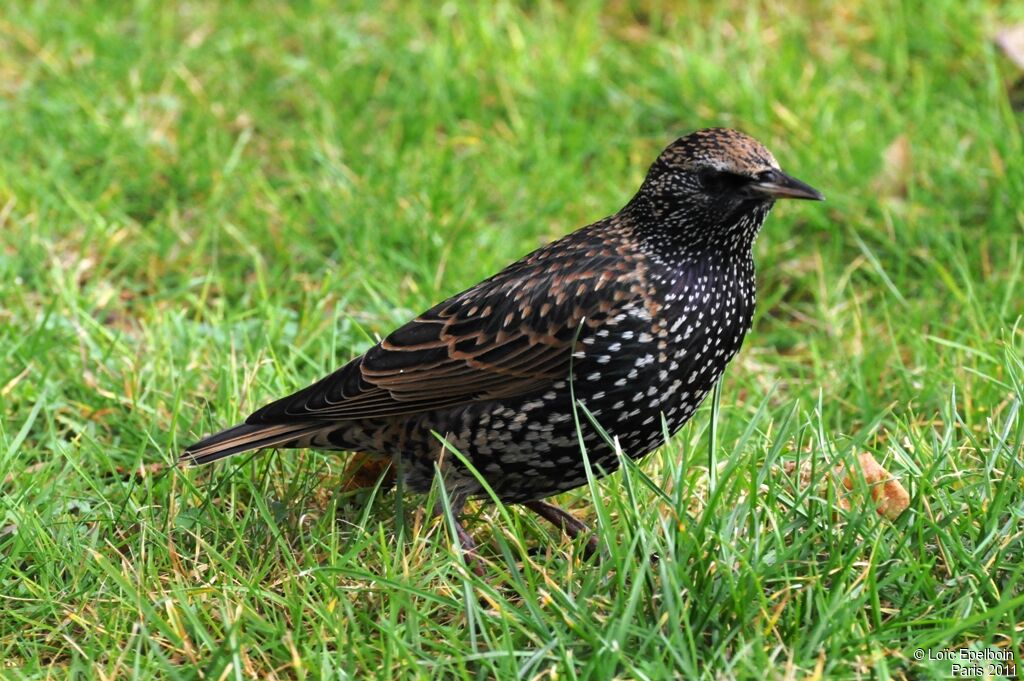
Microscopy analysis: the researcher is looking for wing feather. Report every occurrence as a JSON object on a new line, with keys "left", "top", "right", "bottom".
{"left": 246, "top": 222, "right": 650, "bottom": 426}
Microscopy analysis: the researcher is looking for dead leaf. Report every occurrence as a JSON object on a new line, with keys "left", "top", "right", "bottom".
{"left": 873, "top": 135, "right": 912, "bottom": 199}
{"left": 838, "top": 452, "right": 910, "bottom": 520}
{"left": 3, "top": 461, "right": 46, "bottom": 486}
{"left": 783, "top": 452, "right": 910, "bottom": 520}
{"left": 339, "top": 453, "right": 395, "bottom": 492}
{"left": 113, "top": 462, "right": 166, "bottom": 481}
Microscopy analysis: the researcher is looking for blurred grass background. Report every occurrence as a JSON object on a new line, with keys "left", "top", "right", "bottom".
{"left": 1, "top": 0, "right": 1022, "bottom": 678}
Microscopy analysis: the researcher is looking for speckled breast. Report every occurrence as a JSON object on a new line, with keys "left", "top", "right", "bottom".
{"left": 391, "top": 254, "right": 758, "bottom": 503}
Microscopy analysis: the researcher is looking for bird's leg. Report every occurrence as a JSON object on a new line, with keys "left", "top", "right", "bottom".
{"left": 523, "top": 500, "right": 599, "bottom": 559}
{"left": 451, "top": 518, "right": 486, "bottom": 576}
{"left": 433, "top": 497, "right": 485, "bottom": 576}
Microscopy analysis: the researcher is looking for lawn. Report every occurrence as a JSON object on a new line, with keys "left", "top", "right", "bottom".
{"left": 1, "top": 0, "right": 1023, "bottom": 678}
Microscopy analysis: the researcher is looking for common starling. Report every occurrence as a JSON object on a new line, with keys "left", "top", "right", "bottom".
{"left": 182, "top": 128, "right": 823, "bottom": 564}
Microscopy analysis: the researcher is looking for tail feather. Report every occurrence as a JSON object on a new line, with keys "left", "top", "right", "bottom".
{"left": 180, "top": 422, "right": 325, "bottom": 466}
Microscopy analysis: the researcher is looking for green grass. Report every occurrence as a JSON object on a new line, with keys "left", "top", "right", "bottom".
{"left": 2, "top": 0, "right": 1023, "bottom": 678}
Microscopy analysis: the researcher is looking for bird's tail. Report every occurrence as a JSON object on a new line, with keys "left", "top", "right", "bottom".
{"left": 179, "top": 422, "right": 325, "bottom": 466}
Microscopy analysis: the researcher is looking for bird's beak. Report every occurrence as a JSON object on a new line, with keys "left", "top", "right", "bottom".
{"left": 747, "top": 169, "right": 825, "bottom": 201}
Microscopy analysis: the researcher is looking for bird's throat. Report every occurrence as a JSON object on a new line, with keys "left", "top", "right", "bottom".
{"left": 625, "top": 194, "right": 773, "bottom": 265}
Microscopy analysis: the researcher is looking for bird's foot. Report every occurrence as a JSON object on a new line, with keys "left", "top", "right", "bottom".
{"left": 453, "top": 519, "right": 486, "bottom": 577}
{"left": 523, "top": 500, "right": 599, "bottom": 559}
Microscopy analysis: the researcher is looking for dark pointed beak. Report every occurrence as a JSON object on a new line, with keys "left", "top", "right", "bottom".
{"left": 746, "top": 169, "right": 825, "bottom": 201}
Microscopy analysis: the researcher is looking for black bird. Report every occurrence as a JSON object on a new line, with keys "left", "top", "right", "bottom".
{"left": 182, "top": 128, "right": 823, "bottom": 564}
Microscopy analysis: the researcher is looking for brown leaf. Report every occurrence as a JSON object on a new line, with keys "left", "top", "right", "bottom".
{"left": 838, "top": 452, "right": 910, "bottom": 520}
{"left": 3, "top": 461, "right": 46, "bottom": 486}
{"left": 873, "top": 135, "right": 912, "bottom": 199}
{"left": 113, "top": 462, "right": 166, "bottom": 481}
{"left": 339, "top": 453, "right": 395, "bottom": 492}
{"left": 782, "top": 452, "right": 909, "bottom": 520}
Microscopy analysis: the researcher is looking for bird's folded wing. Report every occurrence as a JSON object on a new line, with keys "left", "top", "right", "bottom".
{"left": 245, "top": 259, "right": 635, "bottom": 425}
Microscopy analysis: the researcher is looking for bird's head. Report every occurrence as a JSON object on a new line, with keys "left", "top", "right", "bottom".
{"left": 635, "top": 128, "right": 823, "bottom": 252}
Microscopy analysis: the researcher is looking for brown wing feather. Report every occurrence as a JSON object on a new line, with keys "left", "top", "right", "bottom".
{"left": 246, "top": 221, "right": 649, "bottom": 425}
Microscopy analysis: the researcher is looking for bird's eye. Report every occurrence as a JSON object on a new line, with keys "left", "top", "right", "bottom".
{"left": 697, "top": 168, "right": 750, "bottom": 194}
